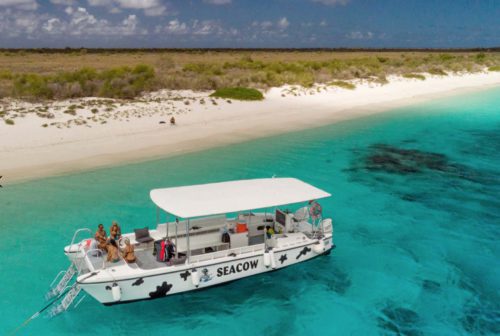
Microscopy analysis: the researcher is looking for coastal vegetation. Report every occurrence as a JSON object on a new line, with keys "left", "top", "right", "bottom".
{"left": 210, "top": 87, "right": 264, "bottom": 100}
{"left": 402, "top": 73, "right": 426, "bottom": 80}
{"left": 329, "top": 80, "right": 356, "bottom": 89}
{"left": 10, "top": 64, "right": 155, "bottom": 100}
{"left": 0, "top": 50, "right": 499, "bottom": 100}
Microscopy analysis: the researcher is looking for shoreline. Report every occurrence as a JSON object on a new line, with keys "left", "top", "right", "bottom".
{"left": 1, "top": 72, "right": 500, "bottom": 185}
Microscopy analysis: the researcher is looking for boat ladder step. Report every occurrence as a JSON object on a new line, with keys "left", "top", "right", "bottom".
{"left": 48, "top": 284, "right": 82, "bottom": 317}
{"left": 46, "top": 264, "right": 77, "bottom": 300}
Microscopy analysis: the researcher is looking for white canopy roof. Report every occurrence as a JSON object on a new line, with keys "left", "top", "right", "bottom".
{"left": 150, "top": 178, "right": 331, "bottom": 218}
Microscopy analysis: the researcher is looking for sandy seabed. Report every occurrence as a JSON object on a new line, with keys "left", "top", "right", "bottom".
{"left": 1, "top": 71, "right": 500, "bottom": 184}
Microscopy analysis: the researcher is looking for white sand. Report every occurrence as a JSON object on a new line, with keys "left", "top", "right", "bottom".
{"left": 1, "top": 71, "right": 500, "bottom": 184}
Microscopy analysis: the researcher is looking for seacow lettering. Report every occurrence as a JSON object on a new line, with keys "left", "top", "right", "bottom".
{"left": 217, "top": 260, "right": 258, "bottom": 277}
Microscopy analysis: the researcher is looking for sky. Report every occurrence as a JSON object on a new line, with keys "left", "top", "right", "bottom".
{"left": 0, "top": 0, "right": 498, "bottom": 48}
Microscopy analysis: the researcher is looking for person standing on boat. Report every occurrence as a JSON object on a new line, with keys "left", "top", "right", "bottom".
{"left": 308, "top": 200, "right": 322, "bottom": 222}
{"left": 109, "top": 221, "right": 122, "bottom": 241}
{"left": 121, "top": 238, "right": 136, "bottom": 263}
{"left": 95, "top": 224, "right": 108, "bottom": 251}
{"left": 266, "top": 225, "right": 275, "bottom": 239}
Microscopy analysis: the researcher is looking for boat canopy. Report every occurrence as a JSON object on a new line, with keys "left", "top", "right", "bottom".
{"left": 150, "top": 178, "right": 331, "bottom": 218}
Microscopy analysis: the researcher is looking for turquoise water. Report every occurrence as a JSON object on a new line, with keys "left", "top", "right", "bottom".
{"left": 1, "top": 88, "right": 499, "bottom": 335}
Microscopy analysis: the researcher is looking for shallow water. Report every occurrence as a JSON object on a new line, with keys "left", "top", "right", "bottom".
{"left": 1, "top": 87, "right": 499, "bottom": 335}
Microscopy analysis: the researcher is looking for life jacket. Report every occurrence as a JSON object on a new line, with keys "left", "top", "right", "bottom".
{"left": 160, "top": 240, "right": 166, "bottom": 261}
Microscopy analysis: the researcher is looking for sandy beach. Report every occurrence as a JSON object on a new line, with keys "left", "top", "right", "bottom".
{"left": 1, "top": 71, "right": 500, "bottom": 184}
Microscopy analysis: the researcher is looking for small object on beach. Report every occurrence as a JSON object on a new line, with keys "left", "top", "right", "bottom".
{"left": 159, "top": 121, "right": 166, "bottom": 124}
{"left": 170, "top": 116, "right": 176, "bottom": 126}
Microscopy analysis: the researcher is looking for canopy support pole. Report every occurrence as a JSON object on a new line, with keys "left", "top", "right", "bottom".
{"left": 166, "top": 211, "right": 169, "bottom": 238}
{"left": 186, "top": 219, "right": 191, "bottom": 263}
{"left": 175, "top": 218, "right": 179, "bottom": 259}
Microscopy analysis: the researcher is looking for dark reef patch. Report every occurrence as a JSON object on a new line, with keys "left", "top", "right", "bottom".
{"left": 344, "top": 142, "right": 499, "bottom": 214}
{"left": 460, "top": 301, "right": 500, "bottom": 335}
{"left": 377, "top": 303, "right": 422, "bottom": 336}
{"left": 422, "top": 279, "right": 441, "bottom": 293}
{"left": 364, "top": 144, "right": 453, "bottom": 175}
{"left": 326, "top": 268, "right": 352, "bottom": 295}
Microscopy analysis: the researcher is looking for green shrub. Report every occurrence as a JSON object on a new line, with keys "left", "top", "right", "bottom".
{"left": 0, "top": 70, "right": 13, "bottom": 80}
{"left": 428, "top": 68, "right": 447, "bottom": 76}
{"left": 210, "top": 87, "right": 264, "bottom": 101}
{"left": 329, "top": 80, "right": 356, "bottom": 90}
{"left": 476, "top": 53, "right": 486, "bottom": 61}
{"left": 402, "top": 73, "right": 426, "bottom": 80}
{"left": 5, "top": 118, "right": 14, "bottom": 125}
{"left": 488, "top": 65, "right": 500, "bottom": 71}
{"left": 13, "top": 74, "right": 53, "bottom": 99}
{"left": 438, "top": 54, "right": 455, "bottom": 62}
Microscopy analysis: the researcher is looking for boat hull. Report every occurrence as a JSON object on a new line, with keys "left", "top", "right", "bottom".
{"left": 78, "top": 236, "right": 333, "bottom": 305}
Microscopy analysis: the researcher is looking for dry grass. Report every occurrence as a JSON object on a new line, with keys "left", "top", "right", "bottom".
{"left": 0, "top": 50, "right": 499, "bottom": 100}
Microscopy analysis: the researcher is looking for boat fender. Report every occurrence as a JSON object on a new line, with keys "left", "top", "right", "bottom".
{"left": 111, "top": 283, "right": 121, "bottom": 302}
{"left": 191, "top": 269, "right": 200, "bottom": 287}
{"left": 269, "top": 249, "right": 277, "bottom": 269}
{"left": 312, "top": 241, "right": 326, "bottom": 254}
{"left": 263, "top": 251, "right": 271, "bottom": 268}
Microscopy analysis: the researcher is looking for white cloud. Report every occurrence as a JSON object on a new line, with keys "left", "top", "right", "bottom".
{"left": 156, "top": 19, "right": 188, "bottom": 35}
{"left": 50, "top": 0, "right": 76, "bottom": 5}
{"left": 0, "top": 0, "right": 38, "bottom": 10}
{"left": 277, "top": 17, "right": 289, "bottom": 30}
{"left": 311, "top": 0, "right": 349, "bottom": 6}
{"left": 87, "top": 0, "right": 113, "bottom": 5}
{"left": 0, "top": 9, "right": 47, "bottom": 37}
{"left": 251, "top": 17, "right": 290, "bottom": 34}
{"left": 87, "top": 0, "right": 166, "bottom": 16}
{"left": 319, "top": 20, "right": 327, "bottom": 27}
{"left": 346, "top": 31, "right": 373, "bottom": 39}
{"left": 0, "top": 5, "right": 146, "bottom": 38}
{"left": 203, "top": 0, "right": 232, "bottom": 5}
{"left": 155, "top": 19, "right": 237, "bottom": 37}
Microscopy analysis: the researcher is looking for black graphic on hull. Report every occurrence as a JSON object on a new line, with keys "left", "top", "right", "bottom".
{"left": 132, "top": 278, "right": 144, "bottom": 286}
{"left": 105, "top": 286, "right": 112, "bottom": 291}
{"left": 296, "top": 247, "right": 311, "bottom": 260}
{"left": 180, "top": 270, "right": 191, "bottom": 281}
{"left": 279, "top": 254, "right": 288, "bottom": 264}
{"left": 149, "top": 282, "right": 173, "bottom": 299}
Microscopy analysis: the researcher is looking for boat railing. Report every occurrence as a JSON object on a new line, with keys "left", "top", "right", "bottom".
{"left": 190, "top": 244, "right": 264, "bottom": 263}
{"left": 69, "top": 228, "right": 93, "bottom": 252}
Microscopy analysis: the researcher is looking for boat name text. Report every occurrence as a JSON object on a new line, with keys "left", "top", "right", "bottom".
{"left": 217, "top": 260, "right": 258, "bottom": 277}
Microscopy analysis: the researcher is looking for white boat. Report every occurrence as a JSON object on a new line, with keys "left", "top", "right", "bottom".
{"left": 51, "top": 178, "right": 334, "bottom": 309}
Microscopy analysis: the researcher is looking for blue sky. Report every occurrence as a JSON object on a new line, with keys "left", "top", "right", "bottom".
{"left": 0, "top": 0, "right": 498, "bottom": 48}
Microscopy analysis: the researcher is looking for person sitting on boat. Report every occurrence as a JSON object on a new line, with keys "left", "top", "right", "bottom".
{"left": 95, "top": 224, "right": 108, "bottom": 251}
{"left": 265, "top": 225, "right": 275, "bottom": 239}
{"left": 109, "top": 221, "right": 122, "bottom": 241}
{"left": 106, "top": 239, "right": 120, "bottom": 263}
{"left": 308, "top": 200, "right": 322, "bottom": 222}
{"left": 121, "top": 238, "right": 136, "bottom": 263}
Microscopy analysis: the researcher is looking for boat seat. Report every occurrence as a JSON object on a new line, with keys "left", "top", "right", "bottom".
{"left": 134, "top": 227, "right": 154, "bottom": 244}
